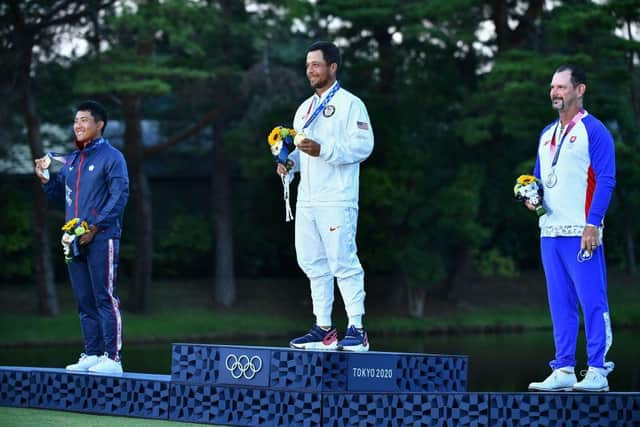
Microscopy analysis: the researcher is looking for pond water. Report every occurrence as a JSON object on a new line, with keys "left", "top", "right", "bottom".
{"left": 1, "top": 330, "right": 638, "bottom": 392}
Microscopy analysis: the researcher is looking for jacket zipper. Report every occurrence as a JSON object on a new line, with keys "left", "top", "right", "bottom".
{"left": 74, "top": 151, "right": 85, "bottom": 218}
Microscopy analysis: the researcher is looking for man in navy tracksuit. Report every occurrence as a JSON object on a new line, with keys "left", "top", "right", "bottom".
{"left": 35, "top": 100, "right": 129, "bottom": 374}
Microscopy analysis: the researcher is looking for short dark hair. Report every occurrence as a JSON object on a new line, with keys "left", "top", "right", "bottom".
{"left": 76, "top": 100, "right": 108, "bottom": 132}
{"left": 554, "top": 64, "right": 587, "bottom": 87}
{"left": 307, "top": 41, "right": 341, "bottom": 70}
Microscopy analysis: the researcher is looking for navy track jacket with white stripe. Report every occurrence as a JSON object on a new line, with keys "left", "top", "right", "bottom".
{"left": 43, "top": 137, "right": 129, "bottom": 240}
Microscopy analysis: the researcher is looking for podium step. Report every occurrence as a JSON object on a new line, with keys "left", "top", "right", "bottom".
{"left": 171, "top": 343, "right": 468, "bottom": 393}
{"left": 2, "top": 345, "right": 639, "bottom": 426}
{"left": 1, "top": 366, "right": 171, "bottom": 420}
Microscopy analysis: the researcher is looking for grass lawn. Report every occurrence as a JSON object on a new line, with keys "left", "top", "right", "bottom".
{"left": 1, "top": 272, "right": 638, "bottom": 346}
{"left": 0, "top": 407, "right": 215, "bottom": 427}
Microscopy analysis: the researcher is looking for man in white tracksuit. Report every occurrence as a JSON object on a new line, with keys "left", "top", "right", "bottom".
{"left": 277, "top": 41, "right": 374, "bottom": 352}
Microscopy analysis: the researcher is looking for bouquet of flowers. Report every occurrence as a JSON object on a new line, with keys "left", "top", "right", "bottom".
{"left": 514, "top": 175, "right": 546, "bottom": 217}
{"left": 267, "top": 126, "right": 298, "bottom": 222}
{"left": 61, "top": 218, "right": 90, "bottom": 264}
{"left": 268, "top": 126, "right": 297, "bottom": 169}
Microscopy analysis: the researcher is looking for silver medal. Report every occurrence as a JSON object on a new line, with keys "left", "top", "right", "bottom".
{"left": 545, "top": 172, "right": 558, "bottom": 188}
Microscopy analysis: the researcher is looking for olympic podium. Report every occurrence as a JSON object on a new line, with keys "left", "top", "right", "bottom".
{"left": 2, "top": 344, "right": 640, "bottom": 426}
{"left": 169, "top": 343, "right": 470, "bottom": 425}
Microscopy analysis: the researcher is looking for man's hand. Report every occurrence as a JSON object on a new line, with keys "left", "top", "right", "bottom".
{"left": 79, "top": 225, "right": 98, "bottom": 246}
{"left": 34, "top": 155, "right": 51, "bottom": 184}
{"left": 581, "top": 224, "right": 600, "bottom": 252}
{"left": 276, "top": 163, "right": 288, "bottom": 176}
{"left": 524, "top": 201, "right": 536, "bottom": 211}
{"left": 296, "top": 138, "right": 321, "bottom": 157}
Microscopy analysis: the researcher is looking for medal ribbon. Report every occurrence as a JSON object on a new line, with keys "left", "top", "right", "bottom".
{"left": 47, "top": 151, "right": 70, "bottom": 165}
{"left": 302, "top": 81, "right": 340, "bottom": 130}
{"left": 550, "top": 109, "right": 585, "bottom": 168}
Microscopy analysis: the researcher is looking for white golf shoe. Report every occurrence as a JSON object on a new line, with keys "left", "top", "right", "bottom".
{"left": 528, "top": 367, "right": 576, "bottom": 391}
{"left": 88, "top": 353, "right": 123, "bottom": 375}
{"left": 65, "top": 353, "right": 101, "bottom": 371}
{"left": 573, "top": 367, "right": 610, "bottom": 392}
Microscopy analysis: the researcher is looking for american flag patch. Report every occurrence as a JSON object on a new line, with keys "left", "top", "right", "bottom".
{"left": 357, "top": 121, "right": 369, "bottom": 130}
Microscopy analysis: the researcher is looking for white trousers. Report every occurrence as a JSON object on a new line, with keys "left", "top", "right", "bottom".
{"left": 295, "top": 206, "right": 365, "bottom": 326}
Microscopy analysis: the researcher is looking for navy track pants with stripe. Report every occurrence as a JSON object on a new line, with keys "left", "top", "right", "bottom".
{"left": 67, "top": 238, "right": 123, "bottom": 359}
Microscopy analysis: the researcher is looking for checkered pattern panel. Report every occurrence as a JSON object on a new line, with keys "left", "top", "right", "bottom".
{"left": 321, "top": 352, "right": 349, "bottom": 392}
{"left": 270, "top": 350, "right": 328, "bottom": 391}
{"left": 0, "top": 369, "right": 30, "bottom": 407}
{"left": 170, "top": 384, "right": 321, "bottom": 426}
{"left": 84, "top": 375, "right": 170, "bottom": 418}
{"left": 260, "top": 350, "right": 348, "bottom": 392}
{"left": 323, "top": 393, "right": 489, "bottom": 426}
{"left": 394, "top": 355, "right": 468, "bottom": 392}
{"left": 171, "top": 344, "right": 219, "bottom": 383}
{"left": 29, "top": 371, "right": 89, "bottom": 411}
{"left": 28, "top": 370, "right": 170, "bottom": 419}
{"left": 491, "top": 393, "right": 640, "bottom": 427}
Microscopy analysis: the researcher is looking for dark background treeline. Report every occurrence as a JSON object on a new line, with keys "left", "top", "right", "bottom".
{"left": 1, "top": 0, "right": 638, "bottom": 318}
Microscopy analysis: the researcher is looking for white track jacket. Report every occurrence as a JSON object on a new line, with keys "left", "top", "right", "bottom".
{"left": 290, "top": 81, "right": 374, "bottom": 208}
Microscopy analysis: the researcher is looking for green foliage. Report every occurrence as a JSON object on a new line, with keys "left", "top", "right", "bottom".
{"left": 0, "top": 183, "right": 32, "bottom": 281}
{"left": 75, "top": 0, "right": 215, "bottom": 98}
{"left": 475, "top": 248, "right": 518, "bottom": 278}
{"left": 2, "top": 1, "right": 639, "bottom": 304}
{"left": 155, "top": 213, "right": 212, "bottom": 278}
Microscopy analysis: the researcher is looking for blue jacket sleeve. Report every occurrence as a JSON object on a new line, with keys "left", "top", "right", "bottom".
{"left": 586, "top": 122, "right": 616, "bottom": 226}
{"left": 42, "top": 171, "right": 66, "bottom": 206}
{"left": 93, "top": 152, "right": 129, "bottom": 230}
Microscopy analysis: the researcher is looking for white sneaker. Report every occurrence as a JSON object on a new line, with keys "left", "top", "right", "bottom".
{"left": 88, "top": 353, "right": 123, "bottom": 375}
{"left": 603, "top": 361, "right": 615, "bottom": 376}
{"left": 528, "top": 367, "right": 576, "bottom": 391}
{"left": 65, "top": 353, "right": 101, "bottom": 371}
{"left": 573, "top": 367, "right": 609, "bottom": 392}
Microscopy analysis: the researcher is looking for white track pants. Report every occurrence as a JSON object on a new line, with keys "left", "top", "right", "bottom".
{"left": 295, "top": 206, "right": 365, "bottom": 326}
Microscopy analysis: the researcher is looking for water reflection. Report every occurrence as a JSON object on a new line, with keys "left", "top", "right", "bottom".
{"left": 1, "top": 330, "right": 637, "bottom": 392}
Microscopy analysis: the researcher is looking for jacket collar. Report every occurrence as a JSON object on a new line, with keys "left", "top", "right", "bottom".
{"left": 68, "top": 137, "right": 105, "bottom": 166}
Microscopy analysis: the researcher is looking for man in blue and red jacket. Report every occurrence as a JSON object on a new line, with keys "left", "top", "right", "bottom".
{"left": 35, "top": 100, "right": 129, "bottom": 374}
{"left": 526, "top": 65, "right": 616, "bottom": 392}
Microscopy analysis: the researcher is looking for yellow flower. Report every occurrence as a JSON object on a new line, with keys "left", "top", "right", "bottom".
{"left": 61, "top": 218, "right": 80, "bottom": 232}
{"left": 517, "top": 175, "right": 536, "bottom": 185}
{"left": 268, "top": 127, "right": 282, "bottom": 146}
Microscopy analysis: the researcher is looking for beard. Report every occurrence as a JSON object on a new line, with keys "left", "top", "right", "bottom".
{"left": 309, "top": 74, "right": 330, "bottom": 90}
{"left": 551, "top": 98, "right": 565, "bottom": 111}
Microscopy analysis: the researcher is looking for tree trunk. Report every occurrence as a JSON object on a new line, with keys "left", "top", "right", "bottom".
{"left": 407, "top": 285, "right": 426, "bottom": 318}
{"left": 444, "top": 247, "right": 473, "bottom": 302}
{"left": 19, "top": 36, "right": 59, "bottom": 316}
{"left": 211, "top": 125, "right": 236, "bottom": 307}
{"left": 122, "top": 94, "right": 152, "bottom": 313}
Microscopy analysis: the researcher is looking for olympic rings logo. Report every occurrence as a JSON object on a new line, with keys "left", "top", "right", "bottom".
{"left": 224, "top": 354, "right": 263, "bottom": 380}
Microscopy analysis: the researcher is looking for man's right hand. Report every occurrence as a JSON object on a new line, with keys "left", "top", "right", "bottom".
{"left": 276, "top": 163, "right": 288, "bottom": 176}
{"left": 34, "top": 155, "right": 51, "bottom": 183}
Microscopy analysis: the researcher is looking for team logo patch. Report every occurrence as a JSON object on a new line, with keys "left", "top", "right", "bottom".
{"left": 570, "top": 136, "right": 577, "bottom": 143}
{"left": 89, "top": 165, "right": 95, "bottom": 171}
{"left": 323, "top": 105, "right": 335, "bottom": 117}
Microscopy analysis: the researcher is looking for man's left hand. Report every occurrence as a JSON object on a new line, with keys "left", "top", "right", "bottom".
{"left": 296, "top": 138, "right": 321, "bottom": 157}
{"left": 581, "top": 225, "right": 600, "bottom": 251}
{"left": 79, "top": 225, "right": 98, "bottom": 246}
